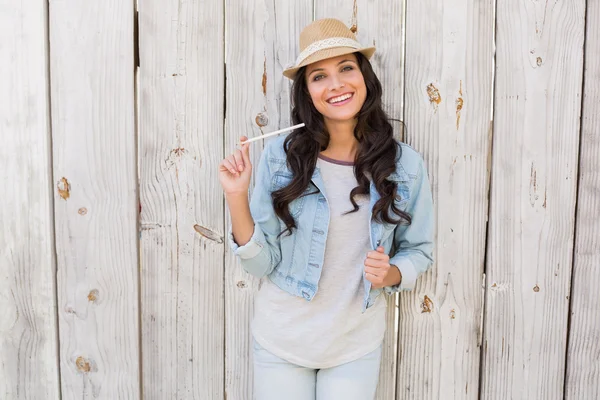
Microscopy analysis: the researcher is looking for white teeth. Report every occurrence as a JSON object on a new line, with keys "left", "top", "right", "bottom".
{"left": 328, "top": 93, "right": 352, "bottom": 103}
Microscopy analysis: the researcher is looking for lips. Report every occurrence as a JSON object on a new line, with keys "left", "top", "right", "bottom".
{"left": 326, "top": 92, "right": 354, "bottom": 104}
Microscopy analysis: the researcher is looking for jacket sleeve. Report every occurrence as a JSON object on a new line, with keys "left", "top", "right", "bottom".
{"left": 228, "top": 143, "right": 282, "bottom": 278}
{"left": 385, "top": 156, "right": 434, "bottom": 294}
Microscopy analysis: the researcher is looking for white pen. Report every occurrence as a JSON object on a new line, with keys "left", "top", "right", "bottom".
{"left": 238, "top": 123, "right": 305, "bottom": 145}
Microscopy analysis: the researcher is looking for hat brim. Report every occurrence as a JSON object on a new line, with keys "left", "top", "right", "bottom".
{"left": 283, "top": 46, "right": 376, "bottom": 80}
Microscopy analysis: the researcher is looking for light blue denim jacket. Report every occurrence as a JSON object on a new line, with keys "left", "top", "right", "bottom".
{"left": 229, "top": 135, "right": 434, "bottom": 312}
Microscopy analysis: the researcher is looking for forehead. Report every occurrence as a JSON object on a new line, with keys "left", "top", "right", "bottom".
{"left": 307, "top": 53, "right": 358, "bottom": 71}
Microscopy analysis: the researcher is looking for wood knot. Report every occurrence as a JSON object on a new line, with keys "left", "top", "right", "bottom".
{"left": 87, "top": 289, "right": 99, "bottom": 302}
{"left": 76, "top": 356, "right": 92, "bottom": 373}
{"left": 426, "top": 83, "right": 442, "bottom": 112}
{"left": 57, "top": 177, "right": 70, "bottom": 200}
{"left": 533, "top": 285, "right": 540, "bottom": 292}
{"left": 236, "top": 281, "right": 247, "bottom": 289}
{"left": 350, "top": 24, "right": 358, "bottom": 33}
{"left": 78, "top": 207, "right": 87, "bottom": 215}
{"left": 421, "top": 295, "right": 433, "bottom": 313}
{"left": 193, "top": 225, "right": 224, "bottom": 244}
{"left": 255, "top": 113, "right": 269, "bottom": 127}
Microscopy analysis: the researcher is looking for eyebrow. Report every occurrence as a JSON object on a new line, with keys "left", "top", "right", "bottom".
{"left": 307, "top": 59, "right": 357, "bottom": 77}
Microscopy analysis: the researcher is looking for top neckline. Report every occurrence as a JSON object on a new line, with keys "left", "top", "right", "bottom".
{"left": 318, "top": 153, "right": 355, "bottom": 166}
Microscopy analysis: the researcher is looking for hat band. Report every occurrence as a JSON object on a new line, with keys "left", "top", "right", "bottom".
{"left": 294, "top": 37, "right": 362, "bottom": 66}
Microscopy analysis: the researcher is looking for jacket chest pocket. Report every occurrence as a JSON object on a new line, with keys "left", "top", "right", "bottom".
{"left": 272, "top": 173, "right": 309, "bottom": 217}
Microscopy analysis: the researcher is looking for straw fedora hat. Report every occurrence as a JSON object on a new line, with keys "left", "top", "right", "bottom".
{"left": 283, "top": 18, "right": 376, "bottom": 80}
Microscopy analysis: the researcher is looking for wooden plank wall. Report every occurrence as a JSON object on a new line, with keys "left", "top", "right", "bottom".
{"left": 401, "top": 0, "right": 494, "bottom": 398}
{"left": 0, "top": 1, "right": 60, "bottom": 398}
{"left": 565, "top": 0, "right": 600, "bottom": 398}
{"left": 48, "top": 1, "right": 140, "bottom": 398}
{"left": 137, "top": 0, "right": 225, "bottom": 398}
{"left": 223, "top": 1, "right": 313, "bottom": 398}
{"left": 482, "top": 1, "right": 586, "bottom": 399}
{"left": 1, "top": 0, "right": 600, "bottom": 399}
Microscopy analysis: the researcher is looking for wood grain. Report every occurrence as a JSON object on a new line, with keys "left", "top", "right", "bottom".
{"left": 0, "top": 1, "right": 60, "bottom": 398}
{"left": 49, "top": 1, "right": 140, "bottom": 398}
{"left": 565, "top": 0, "right": 600, "bottom": 398}
{"left": 137, "top": 0, "right": 225, "bottom": 398}
{"left": 401, "top": 0, "right": 494, "bottom": 398}
{"left": 482, "top": 1, "right": 586, "bottom": 398}
{"left": 224, "top": 2, "right": 312, "bottom": 398}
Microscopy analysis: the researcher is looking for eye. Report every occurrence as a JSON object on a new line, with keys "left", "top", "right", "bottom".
{"left": 341, "top": 65, "right": 354, "bottom": 72}
{"left": 312, "top": 74, "right": 325, "bottom": 81}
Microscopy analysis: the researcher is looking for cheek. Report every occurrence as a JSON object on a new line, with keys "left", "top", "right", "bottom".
{"left": 307, "top": 85, "right": 327, "bottom": 110}
{"left": 347, "top": 73, "right": 367, "bottom": 104}
{"left": 356, "top": 81, "right": 368, "bottom": 106}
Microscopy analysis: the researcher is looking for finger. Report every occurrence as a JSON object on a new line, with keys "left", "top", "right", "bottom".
{"left": 364, "top": 258, "right": 389, "bottom": 269}
{"left": 232, "top": 150, "right": 244, "bottom": 171}
{"left": 367, "top": 251, "right": 389, "bottom": 261}
{"left": 364, "top": 266, "right": 381, "bottom": 276}
{"left": 376, "top": 246, "right": 385, "bottom": 253}
{"left": 223, "top": 158, "right": 239, "bottom": 176}
{"left": 227, "top": 155, "right": 239, "bottom": 170}
{"left": 240, "top": 136, "right": 250, "bottom": 160}
{"left": 241, "top": 140, "right": 251, "bottom": 164}
{"left": 365, "top": 271, "right": 384, "bottom": 286}
{"left": 365, "top": 271, "right": 376, "bottom": 282}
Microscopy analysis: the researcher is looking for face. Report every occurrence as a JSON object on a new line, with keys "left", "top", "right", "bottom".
{"left": 304, "top": 53, "right": 367, "bottom": 123}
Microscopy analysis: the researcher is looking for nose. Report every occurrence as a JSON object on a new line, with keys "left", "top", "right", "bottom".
{"left": 328, "top": 74, "right": 344, "bottom": 91}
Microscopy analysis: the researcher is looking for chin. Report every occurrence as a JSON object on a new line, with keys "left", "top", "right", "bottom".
{"left": 326, "top": 111, "right": 360, "bottom": 122}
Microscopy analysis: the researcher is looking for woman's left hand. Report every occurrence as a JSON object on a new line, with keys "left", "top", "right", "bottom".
{"left": 364, "top": 246, "right": 393, "bottom": 289}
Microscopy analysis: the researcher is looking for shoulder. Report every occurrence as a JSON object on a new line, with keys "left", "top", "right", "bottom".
{"left": 392, "top": 140, "right": 427, "bottom": 181}
{"left": 262, "top": 134, "right": 288, "bottom": 160}
{"left": 257, "top": 134, "right": 288, "bottom": 174}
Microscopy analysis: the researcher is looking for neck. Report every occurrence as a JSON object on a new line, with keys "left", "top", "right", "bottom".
{"left": 322, "top": 118, "right": 359, "bottom": 162}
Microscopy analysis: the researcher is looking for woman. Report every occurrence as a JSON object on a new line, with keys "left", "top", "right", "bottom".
{"left": 219, "top": 18, "right": 434, "bottom": 400}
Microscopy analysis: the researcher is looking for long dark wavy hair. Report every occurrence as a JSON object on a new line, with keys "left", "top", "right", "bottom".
{"left": 273, "top": 52, "right": 411, "bottom": 236}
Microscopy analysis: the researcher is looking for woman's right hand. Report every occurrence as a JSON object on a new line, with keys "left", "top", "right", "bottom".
{"left": 219, "top": 136, "right": 252, "bottom": 196}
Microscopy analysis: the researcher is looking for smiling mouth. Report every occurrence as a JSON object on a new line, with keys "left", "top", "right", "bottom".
{"left": 327, "top": 93, "right": 354, "bottom": 104}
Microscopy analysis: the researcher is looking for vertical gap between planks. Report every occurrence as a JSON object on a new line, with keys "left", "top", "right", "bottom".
{"left": 400, "top": 0, "right": 407, "bottom": 129}
{"left": 478, "top": 0, "right": 498, "bottom": 396}
{"left": 222, "top": 0, "right": 227, "bottom": 397}
{"left": 45, "top": 0, "right": 63, "bottom": 397}
{"left": 133, "top": 0, "right": 143, "bottom": 398}
{"left": 562, "top": 2, "right": 589, "bottom": 397}
{"left": 396, "top": 0, "right": 408, "bottom": 398}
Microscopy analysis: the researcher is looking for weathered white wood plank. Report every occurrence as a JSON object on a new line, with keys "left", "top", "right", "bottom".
{"left": 400, "top": 0, "right": 494, "bottom": 398}
{"left": 482, "top": 1, "right": 586, "bottom": 399}
{"left": 49, "top": 1, "right": 140, "bottom": 398}
{"left": 313, "top": 3, "right": 405, "bottom": 398}
{"left": 224, "top": 2, "right": 312, "bottom": 398}
{"left": 137, "top": 0, "right": 225, "bottom": 398}
{"left": 565, "top": 0, "right": 600, "bottom": 398}
{"left": 0, "top": 1, "right": 61, "bottom": 398}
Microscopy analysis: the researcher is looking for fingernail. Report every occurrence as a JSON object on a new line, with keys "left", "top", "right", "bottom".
{"left": 238, "top": 165, "right": 243, "bottom": 171}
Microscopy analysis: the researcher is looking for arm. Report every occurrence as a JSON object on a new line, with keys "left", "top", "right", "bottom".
{"left": 228, "top": 143, "right": 282, "bottom": 278}
{"left": 385, "top": 156, "right": 434, "bottom": 294}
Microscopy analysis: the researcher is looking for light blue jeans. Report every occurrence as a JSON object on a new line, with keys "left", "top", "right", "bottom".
{"left": 252, "top": 339, "right": 382, "bottom": 400}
